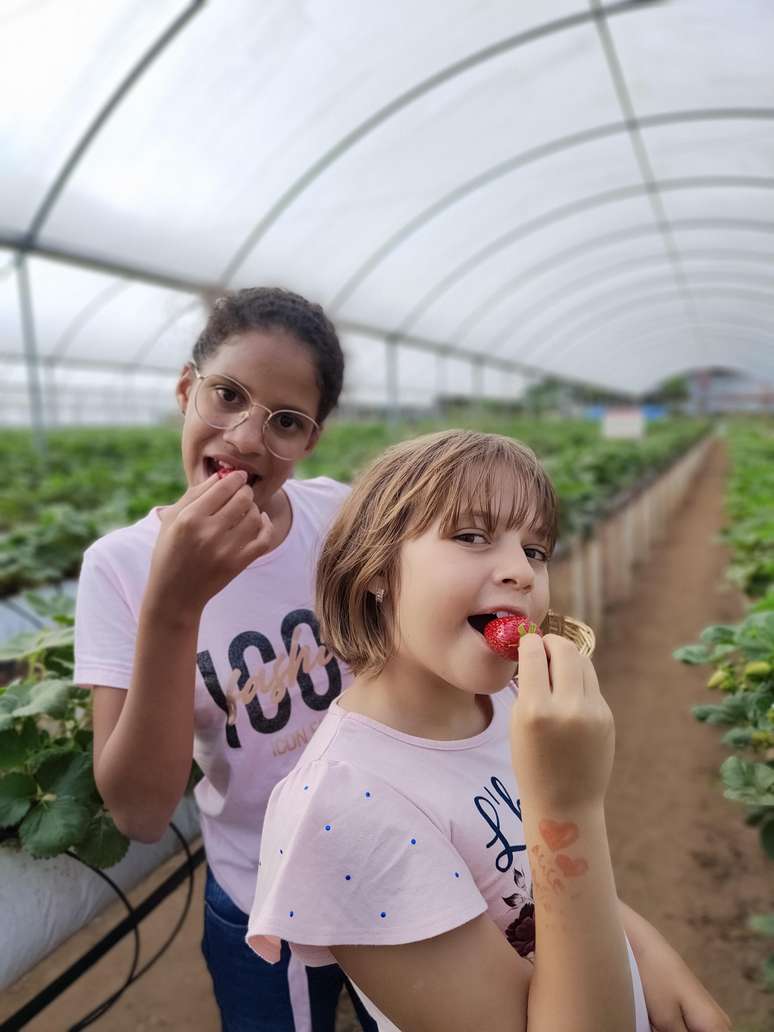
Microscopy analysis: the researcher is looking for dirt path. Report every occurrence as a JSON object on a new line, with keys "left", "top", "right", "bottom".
{"left": 4, "top": 441, "right": 772, "bottom": 1030}
{"left": 599, "top": 440, "right": 772, "bottom": 1030}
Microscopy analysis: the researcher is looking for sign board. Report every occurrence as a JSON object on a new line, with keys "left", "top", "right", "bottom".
{"left": 602, "top": 406, "right": 646, "bottom": 440}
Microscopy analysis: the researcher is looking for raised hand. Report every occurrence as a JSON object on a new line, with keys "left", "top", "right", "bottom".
{"left": 510, "top": 633, "right": 615, "bottom": 812}
{"left": 148, "top": 471, "right": 273, "bottom": 613}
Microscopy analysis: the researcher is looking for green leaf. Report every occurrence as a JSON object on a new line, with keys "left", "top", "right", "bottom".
{"left": 0, "top": 681, "right": 33, "bottom": 718}
{"left": 19, "top": 796, "right": 93, "bottom": 857}
{"left": 721, "top": 727, "right": 755, "bottom": 749}
{"left": 36, "top": 751, "right": 97, "bottom": 804}
{"left": 73, "top": 811, "right": 130, "bottom": 869}
{"left": 760, "top": 819, "right": 774, "bottom": 860}
{"left": 672, "top": 643, "right": 713, "bottom": 665}
{"left": 721, "top": 756, "right": 774, "bottom": 805}
{"left": 11, "top": 678, "right": 74, "bottom": 719}
{"left": 706, "top": 644, "right": 738, "bottom": 663}
{"left": 0, "top": 772, "right": 37, "bottom": 827}
{"left": 0, "top": 728, "right": 30, "bottom": 770}
{"left": 749, "top": 913, "right": 774, "bottom": 937}
{"left": 699, "top": 624, "right": 738, "bottom": 645}
{"left": 720, "top": 755, "right": 750, "bottom": 790}
{"left": 23, "top": 590, "right": 75, "bottom": 621}
{"left": 763, "top": 953, "right": 774, "bottom": 992}
{"left": 0, "top": 623, "right": 74, "bottom": 663}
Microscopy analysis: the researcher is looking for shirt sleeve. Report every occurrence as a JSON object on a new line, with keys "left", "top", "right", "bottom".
{"left": 73, "top": 544, "right": 137, "bottom": 690}
{"left": 246, "top": 758, "right": 487, "bottom": 967}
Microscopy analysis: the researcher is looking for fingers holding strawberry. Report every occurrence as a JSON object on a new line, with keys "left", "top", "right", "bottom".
{"left": 510, "top": 633, "right": 615, "bottom": 812}
{"left": 149, "top": 470, "right": 273, "bottom": 613}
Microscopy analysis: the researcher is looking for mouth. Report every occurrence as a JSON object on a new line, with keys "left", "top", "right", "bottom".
{"left": 204, "top": 456, "right": 261, "bottom": 487}
{"left": 467, "top": 608, "right": 527, "bottom": 635}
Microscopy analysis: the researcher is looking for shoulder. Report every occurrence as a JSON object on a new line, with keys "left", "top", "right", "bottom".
{"left": 81, "top": 511, "right": 159, "bottom": 577}
{"left": 284, "top": 476, "right": 350, "bottom": 527}
{"left": 286, "top": 475, "right": 350, "bottom": 506}
{"left": 266, "top": 755, "right": 460, "bottom": 866}
{"left": 250, "top": 757, "right": 485, "bottom": 960}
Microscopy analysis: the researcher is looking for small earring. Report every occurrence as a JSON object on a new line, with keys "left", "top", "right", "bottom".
{"left": 374, "top": 588, "right": 385, "bottom": 605}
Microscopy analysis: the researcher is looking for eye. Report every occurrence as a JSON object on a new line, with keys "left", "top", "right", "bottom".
{"left": 453, "top": 531, "right": 488, "bottom": 545}
{"left": 214, "top": 385, "right": 243, "bottom": 406}
{"left": 524, "top": 546, "right": 548, "bottom": 563}
{"left": 272, "top": 411, "right": 306, "bottom": 434}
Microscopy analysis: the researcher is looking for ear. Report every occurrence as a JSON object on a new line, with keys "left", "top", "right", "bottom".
{"left": 175, "top": 363, "right": 195, "bottom": 415}
{"left": 366, "top": 575, "right": 386, "bottom": 597}
{"left": 302, "top": 422, "right": 322, "bottom": 457}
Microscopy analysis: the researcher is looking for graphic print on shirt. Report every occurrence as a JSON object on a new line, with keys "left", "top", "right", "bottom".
{"left": 474, "top": 775, "right": 535, "bottom": 960}
{"left": 196, "top": 608, "right": 343, "bottom": 748}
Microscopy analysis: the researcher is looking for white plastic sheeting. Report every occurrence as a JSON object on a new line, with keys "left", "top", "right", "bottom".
{"left": 1, "top": 0, "right": 773, "bottom": 423}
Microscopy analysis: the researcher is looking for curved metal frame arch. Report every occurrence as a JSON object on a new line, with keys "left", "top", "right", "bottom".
{"left": 498, "top": 270, "right": 774, "bottom": 360}
{"left": 539, "top": 324, "right": 774, "bottom": 393}
{"left": 481, "top": 249, "right": 774, "bottom": 349}
{"left": 389, "top": 176, "right": 774, "bottom": 339}
{"left": 451, "top": 216, "right": 774, "bottom": 340}
{"left": 566, "top": 315, "right": 773, "bottom": 350}
{"left": 50, "top": 280, "right": 130, "bottom": 365}
{"left": 220, "top": 0, "right": 661, "bottom": 284}
{"left": 329, "top": 107, "right": 774, "bottom": 311}
{"left": 129, "top": 297, "right": 206, "bottom": 366}
{"left": 528, "top": 286, "right": 774, "bottom": 367}
{"left": 550, "top": 316, "right": 773, "bottom": 358}
{"left": 24, "top": 1, "right": 205, "bottom": 245}
{"left": 579, "top": 328, "right": 774, "bottom": 388}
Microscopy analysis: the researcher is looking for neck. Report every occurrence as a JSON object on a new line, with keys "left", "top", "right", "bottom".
{"left": 341, "top": 657, "right": 492, "bottom": 741}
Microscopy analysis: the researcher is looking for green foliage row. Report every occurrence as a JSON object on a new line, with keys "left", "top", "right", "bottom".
{"left": 0, "top": 416, "right": 707, "bottom": 598}
{"left": 674, "top": 419, "right": 774, "bottom": 988}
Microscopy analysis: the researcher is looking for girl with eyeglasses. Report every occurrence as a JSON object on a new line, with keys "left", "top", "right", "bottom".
{"left": 74, "top": 287, "right": 377, "bottom": 1032}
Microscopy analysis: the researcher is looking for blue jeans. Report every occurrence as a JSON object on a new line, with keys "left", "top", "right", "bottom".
{"left": 202, "top": 868, "right": 378, "bottom": 1032}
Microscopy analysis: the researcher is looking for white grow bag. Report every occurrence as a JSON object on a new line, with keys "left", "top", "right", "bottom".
{"left": 0, "top": 796, "right": 200, "bottom": 992}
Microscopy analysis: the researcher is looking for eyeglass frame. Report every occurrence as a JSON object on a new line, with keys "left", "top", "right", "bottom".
{"left": 188, "top": 362, "right": 320, "bottom": 457}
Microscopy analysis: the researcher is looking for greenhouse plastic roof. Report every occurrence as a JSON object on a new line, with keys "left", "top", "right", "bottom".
{"left": 2, "top": 0, "right": 773, "bottom": 420}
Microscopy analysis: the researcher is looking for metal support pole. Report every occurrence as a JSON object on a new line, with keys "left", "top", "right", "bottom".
{"left": 472, "top": 358, "right": 484, "bottom": 398}
{"left": 472, "top": 357, "right": 484, "bottom": 417}
{"left": 435, "top": 351, "right": 446, "bottom": 416}
{"left": 386, "top": 336, "right": 400, "bottom": 426}
{"left": 15, "top": 254, "right": 47, "bottom": 456}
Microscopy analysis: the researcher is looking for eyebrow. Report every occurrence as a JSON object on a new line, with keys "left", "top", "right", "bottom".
{"left": 455, "top": 509, "right": 550, "bottom": 541}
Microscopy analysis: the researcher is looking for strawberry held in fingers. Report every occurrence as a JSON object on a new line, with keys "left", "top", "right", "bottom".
{"left": 483, "top": 614, "right": 542, "bottom": 660}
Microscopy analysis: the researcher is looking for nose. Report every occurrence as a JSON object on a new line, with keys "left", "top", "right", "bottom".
{"left": 222, "top": 406, "right": 268, "bottom": 454}
{"left": 495, "top": 546, "right": 535, "bottom": 591}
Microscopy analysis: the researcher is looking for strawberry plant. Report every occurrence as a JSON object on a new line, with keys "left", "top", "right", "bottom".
{"left": 674, "top": 418, "right": 774, "bottom": 987}
{"left": 0, "top": 593, "right": 129, "bottom": 867}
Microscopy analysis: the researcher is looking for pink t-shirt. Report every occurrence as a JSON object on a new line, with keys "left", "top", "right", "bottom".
{"left": 247, "top": 686, "right": 650, "bottom": 1031}
{"left": 74, "top": 476, "right": 350, "bottom": 912}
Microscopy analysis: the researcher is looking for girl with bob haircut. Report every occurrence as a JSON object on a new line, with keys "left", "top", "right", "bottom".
{"left": 246, "top": 429, "right": 731, "bottom": 1032}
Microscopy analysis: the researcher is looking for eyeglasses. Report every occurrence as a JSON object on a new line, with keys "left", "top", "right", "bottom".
{"left": 190, "top": 363, "right": 319, "bottom": 461}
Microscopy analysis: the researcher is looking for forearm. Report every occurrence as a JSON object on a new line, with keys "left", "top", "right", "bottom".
{"left": 619, "top": 899, "right": 669, "bottom": 958}
{"left": 526, "top": 805, "right": 635, "bottom": 1032}
{"left": 95, "top": 598, "right": 202, "bottom": 841}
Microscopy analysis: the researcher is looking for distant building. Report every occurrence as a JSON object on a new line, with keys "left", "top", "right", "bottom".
{"left": 685, "top": 369, "right": 774, "bottom": 415}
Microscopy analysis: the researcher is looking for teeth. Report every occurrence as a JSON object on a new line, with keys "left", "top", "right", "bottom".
{"left": 495, "top": 610, "right": 518, "bottom": 619}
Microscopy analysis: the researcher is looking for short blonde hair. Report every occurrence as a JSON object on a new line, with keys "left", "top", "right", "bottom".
{"left": 316, "top": 429, "right": 558, "bottom": 677}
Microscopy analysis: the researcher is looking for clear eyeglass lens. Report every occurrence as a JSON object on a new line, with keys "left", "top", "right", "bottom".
{"left": 197, "top": 377, "right": 249, "bottom": 427}
{"left": 196, "top": 376, "right": 315, "bottom": 459}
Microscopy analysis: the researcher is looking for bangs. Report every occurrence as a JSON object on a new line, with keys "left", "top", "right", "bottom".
{"left": 409, "top": 437, "right": 558, "bottom": 553}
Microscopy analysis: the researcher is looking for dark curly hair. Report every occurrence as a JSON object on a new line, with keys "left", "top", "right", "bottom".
{"left": 192, "top": 287, "right": 344, "bottom": 422}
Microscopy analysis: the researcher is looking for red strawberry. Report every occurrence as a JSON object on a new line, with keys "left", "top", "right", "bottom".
{"left": 216, "top": 464, "right": 234, "bottom": 480}
{"left": 483, "top": 615, "right": 542, "bottom": 660}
